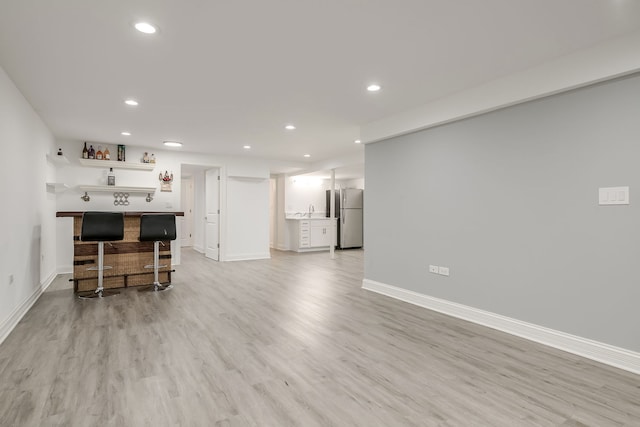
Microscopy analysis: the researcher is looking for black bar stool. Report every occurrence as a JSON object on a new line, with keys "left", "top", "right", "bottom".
{"left": 139, "top": 213, "right": 176, "bottom": 292}
{"left": 78, "top": 211, "right": 124, "bottom": 299}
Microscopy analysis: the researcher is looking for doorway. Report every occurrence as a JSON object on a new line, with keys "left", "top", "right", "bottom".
{"left": 181, "top": 164, "right": 222, "bottom": 261}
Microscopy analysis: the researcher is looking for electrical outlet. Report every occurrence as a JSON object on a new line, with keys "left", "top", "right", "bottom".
{"left": 438, "top": 266, "right": 450, "bottom": 276}
{"left": 429, "top": 265, "right": 438, "bottom": 274}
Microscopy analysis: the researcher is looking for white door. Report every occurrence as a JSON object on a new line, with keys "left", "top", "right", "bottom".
{"left": 205, "top": 169, "right": 219, "bottom": 260}
{"left": 181, "top": 177, "right": 194, "bottom": 247}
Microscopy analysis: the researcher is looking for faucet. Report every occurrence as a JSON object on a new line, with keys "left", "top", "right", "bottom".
{"left": 308, "top": 204, "right": 315, "bottom": 218}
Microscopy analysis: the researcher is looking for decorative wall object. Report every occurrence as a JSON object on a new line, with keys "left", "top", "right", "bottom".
{"left": 160, "top": 171, "right": 173, "bottom": 192}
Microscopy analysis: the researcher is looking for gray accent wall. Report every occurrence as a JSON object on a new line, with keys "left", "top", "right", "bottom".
{"left": 365, "top": 73, "right": 640, "bottom": 352}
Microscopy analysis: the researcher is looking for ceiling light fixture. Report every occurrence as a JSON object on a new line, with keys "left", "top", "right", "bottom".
{"left": 135, "top": 22, "right": 157, "bottom": 34}
{"left": 121, "top": 131, "right": 131, "bottom": 136}
{"left": 285, "top": 124, "right": 296, "bottom": 130}
{"left": 124, "top": 99, "right": 138, "bottom": 106}
{"left": 163, "top": 141, "right": 182, "bottom": 147}
{"left": 367, "top": 84, "right": 381, "bottom": 92}
{"left": 243, "top": 145, "right": 251, "bottom": 150}
{"left": 303, "top": 154, "right": 311, "bottom": 158}
{"left": 354, "top": 139, "right": 362, "bottom": 144}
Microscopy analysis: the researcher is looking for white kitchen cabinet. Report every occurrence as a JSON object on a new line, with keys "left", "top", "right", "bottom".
{"left": 287, "top": 218, "right": 336, "bottom": 252}
{"left": 298, "top": 220, "right": 311, "bottom": 248}
{"left": 310, "top": 220, "right": 334, "bottom": 247}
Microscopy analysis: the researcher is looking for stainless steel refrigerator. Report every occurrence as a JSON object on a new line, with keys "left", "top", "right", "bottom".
{"left": 326, "top": 189, "right": 363, "bottom": 249}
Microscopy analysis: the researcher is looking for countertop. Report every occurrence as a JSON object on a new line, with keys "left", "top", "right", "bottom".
{"left": 57, "top": 211, "right": 184, "bottom": 217}
{"left": 285, "top": 216, "right": 336, "bottom": 220}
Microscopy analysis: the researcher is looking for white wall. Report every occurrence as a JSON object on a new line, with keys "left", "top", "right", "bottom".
{"left": 0, "top": 66, "right": 57, "bottom": 344}
{"left": 226, "top": 177, "right": 270, "bottom": 261}
{"left": 284, "top": 176, "right": 359, "bottom": 216}
{"left": 343, "top": 178, "right": 365, "bottom": 190}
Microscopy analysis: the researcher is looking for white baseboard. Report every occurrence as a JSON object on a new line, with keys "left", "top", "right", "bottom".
{"left": 192, "top": 245, "right": 204, "bottom": 254}
{"left": 57, "top": 265, "right": 72, "bottom": 274}
{"left": 0, "top": 271, "right": 57, "bottom": 346}
{"left": 362, "top": 279, "right": 640, "bottom": 376}
{"left": 225, "top": 252, "right": 271, "bottom": 262}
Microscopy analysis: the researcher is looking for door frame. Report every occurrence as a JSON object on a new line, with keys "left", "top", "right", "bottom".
{"left": 181, "top": 163, "right": 226, "bottom": 261}
{"left": 180, "top": 176, "right": 194, "bottom": 247}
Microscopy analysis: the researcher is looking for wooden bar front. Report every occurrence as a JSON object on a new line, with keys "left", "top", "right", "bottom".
{"left": 57, "top": 212, "right": 184, "bottom": 292}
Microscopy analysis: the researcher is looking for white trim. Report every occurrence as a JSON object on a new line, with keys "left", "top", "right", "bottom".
{"left": 57, "top": 265, "right": 73, "bottom": 274}
{"left": 225, "top": 252, "right": 271, "bottom": 262}
{"left": 362, "top": 279, "right": 640, "bottom": 376}
{"left": 361, "top": 30, "right": 640, "bottom": 144}
{"left": 192, "top": 245, "right": 205, "bottom": 254}
{"left": 0, "top": 272, "right": 56, "bottom": 346}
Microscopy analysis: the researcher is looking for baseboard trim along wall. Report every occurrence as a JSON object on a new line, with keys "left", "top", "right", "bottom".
{"left": 362, "top": 279, "right": 640, "bottom": 376}
{"left": 225, "top": 252, "right": 271, "bottom": 262}
{"left": 0, "top": 272, "right": 56, "bottom": 346}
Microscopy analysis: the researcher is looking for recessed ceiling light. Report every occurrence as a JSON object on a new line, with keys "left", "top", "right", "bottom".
{"left": 124, "top": 99, "right": 138, "bottom": 106}
{"left": 367, "top": 84, "right": 381, "bottom": 92}
{"left": 243, "top": 145, "right": 251, "bottom": 150}
{"left": 285, "top": 124, "right": 296, "bottom": 130}
{"left": 303, "top": 154, "right": 311, "bottom": 158}
{"left": 163, "top": 141, "right": 182, "bottom": 147}
{"left": 121, "top": 131, "right": 131, "bottom": 136}
{"left": 135, "top": 22, "right": 157, "bottom": 34}
{"left": 354, "top": 139, "right": 362, "bottom": 144}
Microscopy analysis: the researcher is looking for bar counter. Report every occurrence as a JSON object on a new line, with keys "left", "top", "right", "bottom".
{"left": 57, "top": 211, "right": 184, "bottom": 292}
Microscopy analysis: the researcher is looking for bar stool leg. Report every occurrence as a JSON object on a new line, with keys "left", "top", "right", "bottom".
{"left": 139, "top": 241, "right": 173, "bottom": 292}
{"left": 78, "top": 242, "right": 120, "bottom": 299}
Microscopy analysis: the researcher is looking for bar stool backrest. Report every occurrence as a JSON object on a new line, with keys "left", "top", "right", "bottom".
{"left": 81, "top": 212, "right": 125, "bottom": 242}
{"left": 139, "top": 214, "right": 177, "bottom": 241}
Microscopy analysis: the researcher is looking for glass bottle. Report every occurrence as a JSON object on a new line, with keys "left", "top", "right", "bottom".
{"left": 107, "top": 168, "right": 115, "bottom": 186}
{"left": 104, "top": 146, "right": 111, "bottom": 160}
{"left": 82, "top": 142, "right": 88, "bottom": 159}
{"left": 88, "top": 145, "right": 95, "bottom": 159}
{"left": 96, "top": 145, "right": 103, "bottom": 160}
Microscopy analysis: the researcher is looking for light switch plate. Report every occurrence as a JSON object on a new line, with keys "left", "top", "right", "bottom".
{"left": 429, "top": 265, "right": 438, "bottom": 274}
{"left": 599, "top": 186, "right": 629, "bottom": 205}
{"left": 438, "top": 266, "right": 450, "bottom": 276}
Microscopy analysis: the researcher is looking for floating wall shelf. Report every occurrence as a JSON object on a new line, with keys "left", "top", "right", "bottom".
{"left": 46, "top": 154, "right": 70, "bottom": 166}
{"left": 78, "top": 185, "right": 156, "bottom": 193}
{"left": 78, "top": 158, "right": 155, "bottom": 170}
{"left": 46, "top": 182, "right": 70, "bottom": 193}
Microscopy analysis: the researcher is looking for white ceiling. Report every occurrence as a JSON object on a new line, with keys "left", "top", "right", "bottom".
{"left": 1, "top": 1, "right": 640, "bottom": 168}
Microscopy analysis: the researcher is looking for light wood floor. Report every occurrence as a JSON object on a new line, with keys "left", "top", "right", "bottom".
{"left": 1, "top": 248, "right": 639, "bottom": 426}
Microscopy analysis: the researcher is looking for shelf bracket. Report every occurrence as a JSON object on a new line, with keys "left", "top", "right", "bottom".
{"left": 80, "top": 192, "right": 90, "bottom": 202}
{"left": 146, "top": 193, "right": 153, "bottom": 203}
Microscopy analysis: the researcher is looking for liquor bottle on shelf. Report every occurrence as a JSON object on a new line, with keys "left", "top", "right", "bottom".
{"left": 88, "top": 145, "right": 95, "bottom": 159}
{"left": 82, "top": 142, "right": 88, "bottom": 159}
{"left": 104, "top": 146, "right": 111, "bottom": 160}
{"left": 150, "top": 153, "right": 156, "bottom": 163}
{"left": 117, "top": 145, "right": 125, "bottom": 162}
{"left": 107, "top": 168, "right": 115, "bottom": 186}
{"left": 96, "top": 145, "right": 103, "bottom": 160}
